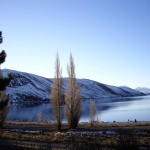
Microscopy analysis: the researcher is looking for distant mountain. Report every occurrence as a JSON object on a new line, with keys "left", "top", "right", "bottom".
{"left": 2, "top": 69, "right": 144, "bottom": 103}
{"left": 135, "top": 87, "right": 150, "bottom": 94}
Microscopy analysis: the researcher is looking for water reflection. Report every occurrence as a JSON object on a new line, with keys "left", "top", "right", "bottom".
{"left": 8, "top": 103, "right": 53, "bottom": 122}
{"left": 7, "top": 96, "right": 150, "bottom": 122}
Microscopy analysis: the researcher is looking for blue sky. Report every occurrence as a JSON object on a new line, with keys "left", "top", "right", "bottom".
{"left": 0, "top": 0, "right": 150, "bottom": 88}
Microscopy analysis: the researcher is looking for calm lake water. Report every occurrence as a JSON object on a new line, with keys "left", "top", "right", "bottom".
{"left": 7, "top": 95, "right": 150, "bottom": 122}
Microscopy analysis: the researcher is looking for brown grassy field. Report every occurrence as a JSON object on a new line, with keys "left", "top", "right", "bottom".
{"left": 0, "top": 121, "right": 150, "bottom": 149}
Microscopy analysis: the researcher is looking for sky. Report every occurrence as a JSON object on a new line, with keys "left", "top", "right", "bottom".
{"left": 0, "top": 0, "right": 150, "bottom": 88}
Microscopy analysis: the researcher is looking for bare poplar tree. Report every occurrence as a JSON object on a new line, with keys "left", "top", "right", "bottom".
{"left": 89, "top": 98, "right": 96, "bottom": 126}
{"left": 50, "top": 53, "right": 64, "bottom": 131}
{"left": 65, "top": 54, "right": 81, "bottom": 129}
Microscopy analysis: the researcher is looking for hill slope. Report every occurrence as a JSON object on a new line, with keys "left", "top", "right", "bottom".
{"left": 136, "top": 87, "right": 150, "bottom": 94}
{"left": 2, "top": 69, "right": 144, "bottom": 103}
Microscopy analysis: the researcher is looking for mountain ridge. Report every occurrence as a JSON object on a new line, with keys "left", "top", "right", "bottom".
{"left": 2, "top": 69, "right": 144, "bottom": 103}
{"left": 135, "top": 87, "right": 150, "bottom": 94}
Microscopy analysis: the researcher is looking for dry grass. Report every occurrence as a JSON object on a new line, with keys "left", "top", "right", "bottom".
{"left": 0, "top": 121, "right": 150, "bottom": 149}
{"left": 79, "top": 121, "right": 150, "bottom": 128}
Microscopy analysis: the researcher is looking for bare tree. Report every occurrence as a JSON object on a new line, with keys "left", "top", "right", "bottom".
{"left": 65, "top": 54, "right": 82, "bottom": 129}
{"left": 50, "top": 53, "right": 64, "bottom": 131}
{"left": 89, "top": 98, "right": 96, "bottom": 126}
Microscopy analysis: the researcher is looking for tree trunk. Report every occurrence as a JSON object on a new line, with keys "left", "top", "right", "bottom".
{"left": 57, "top": 121, "right": 61, "bottom": 132}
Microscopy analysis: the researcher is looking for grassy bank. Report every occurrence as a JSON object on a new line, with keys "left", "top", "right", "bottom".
{"left": 0, "top": 121, "right": 150, "bottom": 149}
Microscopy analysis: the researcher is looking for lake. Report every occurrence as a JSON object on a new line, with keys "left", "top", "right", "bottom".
{"left": 7, "top": 95, "right": 150, "bottom": 123}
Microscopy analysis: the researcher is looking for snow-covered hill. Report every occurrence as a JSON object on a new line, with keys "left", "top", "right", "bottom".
{"left": 135, "top": 87, "right": 150, "bottom": 94}
{"left": 2, "top": 69, "right": 144, "bottom": 103}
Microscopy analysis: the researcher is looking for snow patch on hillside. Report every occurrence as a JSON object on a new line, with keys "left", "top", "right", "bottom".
{"left": 2, "top": 69, "right": 144, "bottom": 103}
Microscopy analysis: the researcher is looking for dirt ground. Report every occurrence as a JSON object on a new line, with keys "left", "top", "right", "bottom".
{"left": 0, "top": 121, "right": 150, "bottom": 149}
